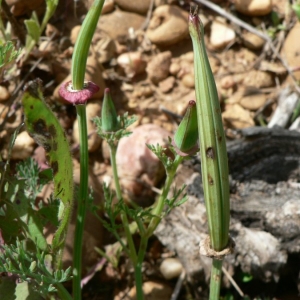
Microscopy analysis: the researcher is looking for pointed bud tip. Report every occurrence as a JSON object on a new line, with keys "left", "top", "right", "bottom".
{"left": 104, "top": 87, "right": 110, "bottom": 94}
{"left": 189, "top": 100, "right": 196, "bottom": 106}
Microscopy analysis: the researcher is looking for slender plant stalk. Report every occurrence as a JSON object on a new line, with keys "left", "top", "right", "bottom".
{"left": 72, "top": 0, "right": 105, "bottom": 90}
{"left": 70, "top": 1, "right": 104, "bottom": 298}
{"left": 146, "top": 154, "right": 183, "bottom": 237}
{"left": 56, "top": 282, "right": 74, "bottom": 300}
{"left": 209, "top": 259, "right": 223, "bottom": 299}
{"left": 72, "top": 105, "right": 89, "bottom": 299}
{"left": 109, "top": 143, "right": 145, "bottom": 299}
{"left": 189, "top": 10, "right": 230, "bottom": 299}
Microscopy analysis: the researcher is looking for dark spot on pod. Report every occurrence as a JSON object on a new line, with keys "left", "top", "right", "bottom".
{"left": 16, "top": 199, "right": 21, "bottom": 205}
{"left": 49, "top": 125, "right": 57, "bottom": 137}
{"left": 52, "top": 141, "right": 58, "bottom": 151}
{"left": 57, "top": 182, "right": 61, "bottom": 192}
{"left": 208, "top": 174, "right": 214, "bottom": 185}
{"left": 206, "top": 147, "right": 215, "bottom": 159}
{"left": 30, "top": 105, "right": 34, "bottom": 110}
{"left": 51, "top": 161, "right": 58, "bottom": 175}
{"left": 45, "top": 154, "right": 50, "bottom": 162}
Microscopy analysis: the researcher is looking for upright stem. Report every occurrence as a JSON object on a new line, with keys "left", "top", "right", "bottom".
{"left": 56, "top": 282, "right": 73, "bottom": 300}
{"left": 109, "top": 144, "right": 138, "bottom": 265}
{"left": 146, "top": 155, "right": 183, "bottom": 237}
{"left": 209, "top": 259, "right": 223, "bottom": 300}
{"left": 72, "top": 104, "right": 89, "bottom": 300}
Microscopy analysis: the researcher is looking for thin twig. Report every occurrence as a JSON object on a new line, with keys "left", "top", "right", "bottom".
{"left": 170, "top": 270, "right": 186, "bottom": 300}
{"left": 193, "top": 0, "right": 300, "bottom": 94}
{"left": 222, "top": 266, "right": 245, "bottom": 297}
{"left": 140, "top": 0, "right": 155, "bottom": 31}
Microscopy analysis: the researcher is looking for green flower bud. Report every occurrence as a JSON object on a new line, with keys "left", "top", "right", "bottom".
{"left": 173, "top": 100, "right": 199, "bottom": 156}
{"left": 101, "top": 88, "right": 119, "bottom": 132}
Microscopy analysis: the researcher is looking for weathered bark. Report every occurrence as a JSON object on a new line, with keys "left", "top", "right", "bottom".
{"left": 155, "top": 127, "right": 300, "bottom": 295}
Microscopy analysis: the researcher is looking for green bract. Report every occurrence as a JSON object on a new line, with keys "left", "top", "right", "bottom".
{"left": 173, "top": 100, "right": 199, "bottom": 156}
{"left": 101, "top": 88, "right": 120, "bottom": 132}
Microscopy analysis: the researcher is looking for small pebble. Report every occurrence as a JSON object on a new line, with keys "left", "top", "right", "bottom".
{"left": 0, "top": 86, "right": 10, "bottom": 101}
{"left": 160, "top": 258, "right": 183, "bottom": 280}
{"left": 234, "top": 0, "right": 272, "bottom": 16}
{"left": 210, "top": 19, "right": 236, "bottom": 49}
{"left": 11, "top": 131, "right": 35, "bottom": 160}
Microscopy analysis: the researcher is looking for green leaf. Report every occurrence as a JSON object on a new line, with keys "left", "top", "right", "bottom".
{"left": 27, "top": 211, "right": 48, "bottom": 251}
{"left": 292, "top": 4, "right": 300, "bottom": 21}
{"left": 22, "top": 79, "right": 74, "bottom": 265}
{"left": 15, "top": 281, "right": 42, "bottom": 300}
{"left": 24, "top": 19, "right": 40, "bottom": 44}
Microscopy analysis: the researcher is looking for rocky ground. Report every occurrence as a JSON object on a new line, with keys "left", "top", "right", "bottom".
{"left": 1, "top": 0, "right": 300, "bottom": 299}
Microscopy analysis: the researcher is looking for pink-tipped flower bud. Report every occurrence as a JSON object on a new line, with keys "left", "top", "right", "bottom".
{"left": 59, "top": 80, "right": 99, "bottom": 105}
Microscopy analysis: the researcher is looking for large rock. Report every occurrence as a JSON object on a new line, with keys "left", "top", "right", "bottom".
{"left": 97, "top": 10, "right": 145, "bottom": 42}
{"left": 146, "top": 5, "right": 189, "bottom": 46}
{"left": 234, "top": 0, "right": 272, "bottom": 16}
{"left": 114, "top": 0, "right": 151, "bottom": 15}
{"left": 281, "top": 22, "right": 300, "bottom": 81}
{"left": 116, "top": 124, "right": 170, "bottom": 206}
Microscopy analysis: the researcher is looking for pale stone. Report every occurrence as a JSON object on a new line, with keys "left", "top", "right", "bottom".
{"left": 117, "top": 51, "right": 147, "bottom": 78}
{"left": 38, "top": 40, "right": 57, "bottom": 54}
{"left": 97, "top": 10, "right": 145, "bottom": 41}
{"left": 125, "top": 281, "right": 173, "bottom": 300}
{"left": 240, "top": 93, "right": 267, "bottom": 111}
{"left": 0, "top": 86, "right": 10, "bottom": 101}
{"left": 70, "top": 25, "right": 81, "bottom": 45}
{"left": 281, "top": 22, "right": 300, "bottom": 81}
{"left": 222, "top": 104, "right": 255, "bottom": 129}
{"left": 114, "top": 0, "right": 151, "bottom": 15}
{"left": 147, "top": 51, "right": 172, "bottom": 84}
{"left": 242, "top": 31, "right": 265, "bottom": 50}
{"left": 73, "top": 101, "right": 102, "bottom": 152}
{"left": 146, "top": 5, "right": 189, "bottom": 46}
{"left": 102, "top": 0, "right": 114, "bottom": 14}
{"left": 11, "top": 131, "right": 35, "bottom": 160}
{"left": 160, "top": 258, "right": 183, "bottom": 280}
{"left": 95, "top": 36, "right": 116, "bottom": 64}
{"left": 169, "top": 62, "right": 180, "bottom": 75}
{"left": 159, "top": 76, "right": 175, "bottom": 93}
{"left": 182, "top": 73, "right": 195, "bottom": 88}
{"left": 210, "top": 20, "right": 236, "bottom": 49}
{"left": 235, "top": 0, "right": 272, "bottom": 16}
{"left": 243, "top": 70, "right": 273, "bottom": 88}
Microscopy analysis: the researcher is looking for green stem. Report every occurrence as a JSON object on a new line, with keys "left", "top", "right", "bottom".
{"left": 71, "top": 0, "right": 105, "bottom": 90}
{"left": 72, "top": 104, "right": 89, "bottom": 300}
{"left": 146, "top": 155, "right": 183, "bottom": 237}
{"left": 109, "top": 144, "right": 138, "bottom": 265}
{"left": 134, "top": 262, "right": 144, "bottom": 300}
{"left": 134, "top": 235, "right": 149, "bottom": 300}
{"left": 209, "top": 259, "right": 223, "bottom": 300}
{"left": 56, "top": 282, "right": 73, "bottom": 300}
